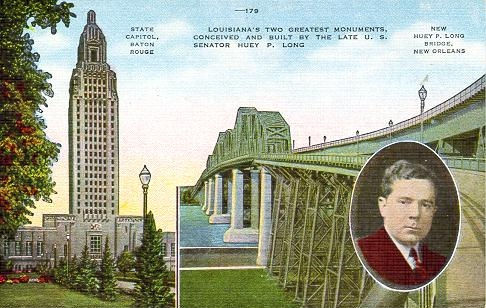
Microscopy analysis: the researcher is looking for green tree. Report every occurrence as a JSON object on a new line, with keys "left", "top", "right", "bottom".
{"left": 99, "top": 238, "right": 118, "bottom": 301}
{"left": 76, "top": 245, "right": 99, "bottom": 294}
{"left": 134, "top": 211, "right": 174, "bottom": 308}
{"left": 68, "top": 255, "right": 80, "bottom": 289}
{"left": 54, "top": 258, "right": 69, "bottom": 286}
{"left": 181, "top": 188, "right": 198, "bottom": 205}
{"left": 0, "top": 0, "right": 75, "bottom": 236}
{"left": 117, "top": 251, "right": 136, "bottom": 277}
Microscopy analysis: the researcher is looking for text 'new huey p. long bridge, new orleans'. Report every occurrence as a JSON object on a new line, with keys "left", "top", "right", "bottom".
{"left": 186, "top": 75, "right": 485, "bottom": 308}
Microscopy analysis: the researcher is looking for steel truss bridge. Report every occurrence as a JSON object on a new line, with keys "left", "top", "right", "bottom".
{"left": 191, "top": 75, "right": 485, "bottom": 308}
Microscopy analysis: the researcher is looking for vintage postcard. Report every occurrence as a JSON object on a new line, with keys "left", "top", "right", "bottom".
{"left": 0, "top": 1, "right": 484, "bottom": 308}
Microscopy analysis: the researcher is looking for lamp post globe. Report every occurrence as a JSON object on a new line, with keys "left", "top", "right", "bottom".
{"left": 139, "top": 165, "right": 151, "bottom": 221}
{"left": 418, "top": 85, "right": 427, "bottom": 142}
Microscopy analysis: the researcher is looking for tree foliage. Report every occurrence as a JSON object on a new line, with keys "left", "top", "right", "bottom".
{"left": 75, "top": 245, "right": 99, "bottom": 294}
{"left": 134, "top": 211, "right": 174, "bottom": 308}
{"left": 0, "top": 0, "right": 75, "bottom": 235}
{"left": 54, "top": 258, "right": 69, "bottom": 286}
{"left": 181, "top": 188, "right": 198, "bottom": 205}
{"left": 99, "top": 238, "right": 118, "bottom": 301}
{"left": 117, "top": 250, "right": 136, "bottom": 277}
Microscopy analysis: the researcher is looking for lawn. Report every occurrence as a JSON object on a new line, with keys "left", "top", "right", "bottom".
{"left": 0, "top": 283, "right": 134, "bottom": 308}
{"left": 180, "top": 269, "right": 300, "bottom": 308}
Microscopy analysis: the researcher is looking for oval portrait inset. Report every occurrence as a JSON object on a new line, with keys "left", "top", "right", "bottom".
{"left": 350, "top": 141, "right": 460, "bottom": 291}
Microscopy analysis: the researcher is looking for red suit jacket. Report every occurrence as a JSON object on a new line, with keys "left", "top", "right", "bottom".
{"left": 357, "top": 227, "right": 446, "bottom": 287}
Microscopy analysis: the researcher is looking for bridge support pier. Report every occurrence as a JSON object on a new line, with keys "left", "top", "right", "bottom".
{"left": 224, "top": 169, "right": 258, "bottom": 243}
{"left": 205, "top": 178, "right": 214, "bottom": 216}
{"left": 210, "top": 174, "right": 230, "bottom": 224}
{"left": 257, "top": 167, "right": 272, "bottom": 266}
{"left": 250, "top": 169, "right": 260, "bottom": 230}
{"left": 202, "top": 181, "right": 209, "bottom": 211}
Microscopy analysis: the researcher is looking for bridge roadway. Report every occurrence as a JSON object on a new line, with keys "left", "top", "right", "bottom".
{"left": 188, "top": 75, "right": 485, "bottom": 308}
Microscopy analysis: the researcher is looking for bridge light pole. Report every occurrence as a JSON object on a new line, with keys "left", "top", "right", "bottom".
{"left": 139, "top": 165, "right": 151, "bottom": 223}
{"left": 323, "top": 136, "right": 326, "bottom": 144}
{"left": 356, "top": 130, "right": 360, "bottom": 156}
{"left": 388, "top": 120, "right": 393, "bottom": 140}
{"left": 418, "top": 85, "right": 427, "bottom": 143}
{"left": 308, "top": 136, "right": 311, "bottom": 146}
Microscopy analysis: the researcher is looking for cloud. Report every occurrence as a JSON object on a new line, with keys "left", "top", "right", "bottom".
{"left": 155, "top": 19, "right": 194, "bottom": 43}
{"left": 29, "top": 31, "right": 72, "bottom": 53}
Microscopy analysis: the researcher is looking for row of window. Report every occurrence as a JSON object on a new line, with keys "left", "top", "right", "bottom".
{"left": 78, "top": 185, "right": 115, "bottom": 193}
{"left": 83, "top": 92, "right": 107, "bottom": 99}
{"left": 160, "top": 243, "right": 176, "bottom": 257}
{"left": 3, "top": 239, "right": 173, "bottom": 259}
{"left": 76, "top": 184, "right": 115, "bottom": 192}
{"left": 77, "top": 165, "right": 112, "bottom": 172}
{"left": 77, "top": 141, "right": 116, "bottom": 149}
{"left": 76, "top": 121, "right": 115, "bottom": 129}
{"left": 3, "top": 241, "right": 44, "bottom": 257}
{"left": 77, "top": 136, "right": 116, "bottom": 143}
{"left": 77, "top": 114, "right": 115, "bottom": 121}
{"left": 77, "top": 201, "right": 115, "bottom": 208}
{"left": 76, "top": 173, "right": 116, "bottom": 180}
{"left": 81, "top": 209, "right": 115, "bottom": 215}
{"left": 76, "top": 193, "right": 113, "bottom": 200}
{"left": 77, "top": 128, "right": 116, "bottom": 135}
{"left": 83, "top": 86, "right": 107, "bottom": 92}
{"left": 80, "top": 166, "right": 116, "bottom": 173}
{"left": 76, "top": 106, "right": 114, "bottom": 114}
{"left": 83, "top": 78, "right": 107, "bottom": 86}
{"left": 77, "top": 151, "right": 115, "bottom": 158}
{"left": 76, "top": 197, "right": 116, "bottom": 206}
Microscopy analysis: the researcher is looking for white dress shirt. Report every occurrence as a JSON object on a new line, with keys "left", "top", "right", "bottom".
{"left": 384, "top": 225, "right": 421, "bottom": 270}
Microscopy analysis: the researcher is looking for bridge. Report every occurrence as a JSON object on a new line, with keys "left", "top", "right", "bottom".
{"left": 184, "top": 75, "right": 485, "bottom": 308}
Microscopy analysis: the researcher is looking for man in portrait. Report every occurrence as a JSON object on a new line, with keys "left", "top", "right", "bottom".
{"left": 358, "top": 159, "right": 446, "bottom": 287}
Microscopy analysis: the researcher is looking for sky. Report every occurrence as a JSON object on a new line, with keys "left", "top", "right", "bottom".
{"left": 27, "top": 0, "right": 485, "bottom": 231}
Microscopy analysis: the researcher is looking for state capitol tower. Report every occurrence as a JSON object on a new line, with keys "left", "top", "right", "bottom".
{"left": 68, "top": 10, "right": 119, "bottom": 222}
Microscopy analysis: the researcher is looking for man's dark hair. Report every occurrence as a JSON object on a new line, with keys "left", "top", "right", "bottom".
{"left": 381, "top": 160, "right": 437, "bottom": 198}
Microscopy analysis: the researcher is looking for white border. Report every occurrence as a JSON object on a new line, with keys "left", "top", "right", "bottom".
{"left": 348, "top": 140, "right": 462, "bottom": 292}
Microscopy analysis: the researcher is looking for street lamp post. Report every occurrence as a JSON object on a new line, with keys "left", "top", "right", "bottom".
{"left": 139, "top": 165, "right": 151, "bottom": 222}
{"left": 66, "top": 233, "right": 70, "bottom": 276}
{"left": 356, "top": 130, "right": 360, "bottom": 156}
{"left": 323, "top": 136, "right": 327, "bottom": 144}
{"left": 388, "top": 120, "right": 393, "bottom": 140}
{"left": 418, "top": 85, "right": 427, "bottom": 143}
{"left": 53, "top": 243, "right": 57, "bottom": 268}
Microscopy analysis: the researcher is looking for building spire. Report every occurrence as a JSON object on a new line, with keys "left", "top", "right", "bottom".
{"left": 87, "top": 10, "right": 96, "bottom": 24}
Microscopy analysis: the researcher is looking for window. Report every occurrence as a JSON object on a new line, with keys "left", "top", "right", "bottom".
{"left": 3, "top": 241, "right": 9, "bottom": 256}
{"left": 15, "top": 241, "right": 21, "bottom": 256}
{"left": 36, "top": 241, "right": 44, "bottom": 257}
{"left": 90, "top": 235, "right": 101, "bottom": 254}
{"left": 170, "top": 243, "right": 176, "bottom": 257}
{"left": 161, "top": 243, "right": 167, "bottom": 256}
{"left": 90, "top": 49, "right": 97, "bottom": 62}
{"left": 25, "top": 241, "right": 33, "bottom": 256}
{"left": 124, "top": 245, "right": 128, "bottom": 252}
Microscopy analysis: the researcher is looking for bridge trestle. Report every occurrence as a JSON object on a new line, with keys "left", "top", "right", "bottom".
{"left": 265, "top": 166, "right": 374, "bottom": 308}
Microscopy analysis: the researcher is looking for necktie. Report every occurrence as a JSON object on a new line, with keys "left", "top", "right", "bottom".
{"left": 410, "top": 248, "right": 426, "bottom": 279}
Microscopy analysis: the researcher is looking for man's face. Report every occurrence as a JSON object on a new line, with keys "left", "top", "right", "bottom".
{"left": 378, "top": 178, "right": 436, "bottom": 247}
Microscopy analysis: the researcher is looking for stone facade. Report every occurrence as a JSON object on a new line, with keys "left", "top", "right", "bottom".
{"left": 0, "top": 214, "right": 175, "bottom": 272}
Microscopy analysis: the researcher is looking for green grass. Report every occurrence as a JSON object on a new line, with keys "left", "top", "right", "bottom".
{"left": 180, "top": 269, "right": 299, "bottom": 308}
{"left": 0, "top": 283, "right": 134, "bottom": 308}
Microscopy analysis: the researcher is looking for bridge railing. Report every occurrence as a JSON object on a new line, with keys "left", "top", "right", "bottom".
{"left": 199, "top": 153, "right": 484, "bottom": 189}
{"left": 295, "top": 74, "right": 486, "bottom": 153}
{"left": 257, "top": 153, "right": 370, "bottom": 169}
{"left": 442, "top": 156, "right": 485, "bottom": 172}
